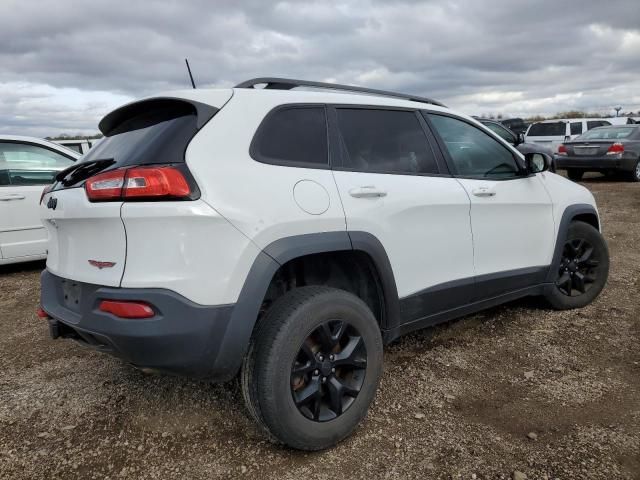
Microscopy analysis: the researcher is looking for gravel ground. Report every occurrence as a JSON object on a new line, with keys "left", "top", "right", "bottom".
{"left": 1, "top": 174, "right": 639, "bottom": 480}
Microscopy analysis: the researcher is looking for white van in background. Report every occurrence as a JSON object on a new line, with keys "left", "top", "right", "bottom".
{"left": 524, "top": 118, "right": 611, "bottom": 154}
{"left": 52, "top": 138, "right": 102, "bottom": 155}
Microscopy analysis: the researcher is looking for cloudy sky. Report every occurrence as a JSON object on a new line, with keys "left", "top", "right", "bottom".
{"left": 1, "top": 0, "right": 639, "bottom": 137}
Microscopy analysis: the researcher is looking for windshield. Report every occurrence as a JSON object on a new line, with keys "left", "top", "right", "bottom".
{"left": 578, "top": 126, "right": 637, "bottom": 140}
{"left": 527, "top": 122, "right": 566, "bottom": 137}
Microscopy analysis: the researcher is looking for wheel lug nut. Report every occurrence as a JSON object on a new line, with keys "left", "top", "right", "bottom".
{"left": 314, "top": 369, "right": 319, "bottom": 375}
{"left": 322, "top": 377, "right": 326, "bottom": 383}
{"left": 331, "top": 367, "right": 335, "bottom": 373}
{"left": 318, "top": 355, "right": 324, "bottom": 361}
{"left": 329, "top": 354, "right": 334, "bottom": 361}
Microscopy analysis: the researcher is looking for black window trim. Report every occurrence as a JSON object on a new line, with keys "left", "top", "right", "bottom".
{"left": 249, "top": 103, "right": 331, "bottom": 170}
{"left": 422, "top": 111, "right": 532, "bottom": 181}
{"left": 0, "top": 139, "right": 77, "bottom": 187}
{"left": 328, "top": 104, "right": 451, "bottom": 178}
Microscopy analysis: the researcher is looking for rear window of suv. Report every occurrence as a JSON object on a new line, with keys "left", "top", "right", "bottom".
{"left": 527, "top": 122, "right": 566, "bottom": 136}
{"left": 83, "top": 99, "right": 205, "bottom": 169}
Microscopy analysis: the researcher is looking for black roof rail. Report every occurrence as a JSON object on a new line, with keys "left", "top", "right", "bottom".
{"left": 234, "top": 77, "right": 446, "bottom": 108}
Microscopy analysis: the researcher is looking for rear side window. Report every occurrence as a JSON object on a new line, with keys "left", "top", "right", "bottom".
{"left": 527, "top": 122, "right": 566, "bottom": 137}
{"left": 570, "top": 122, "right": 583, "bottom": 135}
{"left": 0, "top": 142, "right": 74, "bottom": 186}
{"left": 336, "top": 109, "right": 438, "bottom": 175}
{"left": 252, "top": 107, "right": 328, "bottom": 166}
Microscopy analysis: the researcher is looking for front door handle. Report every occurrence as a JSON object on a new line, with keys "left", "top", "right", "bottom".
{"left": 0, "top": 194, "right": 26, "bottom": 201}
{"left": 471, "top": 187, "right": 496, "bottom": 198}
{"left": 348, "top": 186, "right": 387, "bottom": 198}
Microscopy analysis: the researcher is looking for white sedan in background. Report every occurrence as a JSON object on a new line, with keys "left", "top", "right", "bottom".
{"left": 0, "top": 135, "right": 80, "bottom": 265}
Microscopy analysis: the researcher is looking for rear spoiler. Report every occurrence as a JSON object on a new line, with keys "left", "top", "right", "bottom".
{"left": 99, "top": 98, "right": 218, "bottom": 136}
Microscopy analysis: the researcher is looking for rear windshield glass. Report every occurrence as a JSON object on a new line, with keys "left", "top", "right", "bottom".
{"left": 527, "top": 122, "right": 566, "bottom": 137}
{"left": 82, "top": 102, "right": 199, "bottom": 168}
{"left": 579, "top": 127, "right": 637, "bottom": 140}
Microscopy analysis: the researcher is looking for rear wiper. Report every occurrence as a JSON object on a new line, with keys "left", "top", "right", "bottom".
{"left": 56, "top": 159, "right": 115, "bottom": 187}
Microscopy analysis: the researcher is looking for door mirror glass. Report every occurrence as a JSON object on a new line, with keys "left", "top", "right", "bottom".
{"left": 525, "top": 152, "right": 551, "bottom": 173}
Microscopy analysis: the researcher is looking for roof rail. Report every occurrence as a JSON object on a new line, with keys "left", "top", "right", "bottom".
{"left": 235, "top": 77, "right": 446, "bottom": 107}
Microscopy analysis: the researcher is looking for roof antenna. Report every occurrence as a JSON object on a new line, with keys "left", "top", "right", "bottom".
{"left": 185, "top": 58, "right": 196, "bottom": 89}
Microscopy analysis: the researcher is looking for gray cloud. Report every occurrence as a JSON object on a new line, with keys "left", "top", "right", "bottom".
{"left": 1, "top": 0, "right": 639, "bottom": 136}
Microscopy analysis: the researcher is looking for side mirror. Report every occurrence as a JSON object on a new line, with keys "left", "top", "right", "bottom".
{"left": 517, "top": 133, "right": 525, "bottom": 145}
{"left": 525, "top": 152, "right": 551, "bottom": 173}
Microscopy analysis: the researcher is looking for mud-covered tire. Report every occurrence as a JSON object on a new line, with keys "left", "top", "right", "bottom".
{"left": 241, "top": 286, "right": 383, "bottom": 450}
{"left": 544, "top": 221, "right": 609, "bottom": 310}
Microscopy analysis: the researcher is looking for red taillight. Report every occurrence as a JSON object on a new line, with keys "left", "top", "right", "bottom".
{"left": 36, "top": 307, "right": 50, "bottom": 319}
{"left": 85, "top": 169, "right": 126, "bottom": 200}
{"left": 557, "top": 144, "right": 568, "bottom": 155}
{"left": 606, "top": 143, "right": 624, "bottom": 155}
{"left": 123, "top": 167, "right": 190, "bottom": 199}
{"left": 85, "top": 166, "right": 191, "bottom": 202}
{"left": 99, "top": 300, "right": 155, "bottom": 319}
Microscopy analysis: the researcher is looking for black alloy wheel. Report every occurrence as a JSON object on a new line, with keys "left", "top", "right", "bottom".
{"left": 556, "top": 238, "right": 601, "bottom": 297}
{"left": 291, "top": 320, "right": 367, "bottom": 422}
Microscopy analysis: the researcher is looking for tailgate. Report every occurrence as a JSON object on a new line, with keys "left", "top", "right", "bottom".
{"left": 41, "top": 187, "right": 125, "bottom": 286}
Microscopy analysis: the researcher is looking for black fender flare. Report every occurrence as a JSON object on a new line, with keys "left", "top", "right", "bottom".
{"left": 210, "top": 231, "right": 399, "bottom": 380}
{"left": 545, "top": 203, "right": 600, "bottom": 283}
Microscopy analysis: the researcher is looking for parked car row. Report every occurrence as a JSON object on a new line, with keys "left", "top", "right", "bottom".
{"left": 555, "top": 125, "right": 640, "bottom": 181}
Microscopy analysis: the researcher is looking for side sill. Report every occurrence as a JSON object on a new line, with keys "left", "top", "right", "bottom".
{"left": 382, "top": 283, "right": 549, "bottom": 344}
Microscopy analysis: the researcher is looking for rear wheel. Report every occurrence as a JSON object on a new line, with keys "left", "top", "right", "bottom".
{"left": 567, "top": 169, "right": 584, "bottom": 181}
{"left": 628, "top": 160, "right": 640, "bottom": 182}
{"left": 544, "top": 221, "right": 609, "bottom": 310}
{"left": 241, "top": 286, "right": 383, "bottom": 450}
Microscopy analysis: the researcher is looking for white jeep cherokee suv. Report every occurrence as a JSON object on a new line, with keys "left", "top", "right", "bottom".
{"left": 39, "top": 78, "right": 609, "bottom": 450}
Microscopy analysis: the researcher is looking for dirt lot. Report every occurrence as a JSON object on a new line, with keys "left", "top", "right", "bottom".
{"left": 1, "top": 174, "right": 638, "bottom": 480}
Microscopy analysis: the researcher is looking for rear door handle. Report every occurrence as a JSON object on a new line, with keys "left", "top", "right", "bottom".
{"left": 348, "top": 186, "right": 387, "bottom": 198}
{"left": 0, "top": 194, "right": 26, "bottom": 201}
{"left": 471, "top": 187, "right": 496, "bottom": 198}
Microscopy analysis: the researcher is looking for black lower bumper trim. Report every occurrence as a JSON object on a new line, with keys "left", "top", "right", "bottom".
{"left": 40, "top": 270, "right": 238, "bottom": 380}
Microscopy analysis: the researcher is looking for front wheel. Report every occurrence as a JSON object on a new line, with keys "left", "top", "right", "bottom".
{"left": 241, "top": 286, "right": 383, "bottom": 450}
{"left": 628, "top": 160, "right": 640, "bottom": 182}
{"left": 567, "top": 169, "right": 584, "bottom": 181}
{"left": 544, "top": 221, "right": 609, "bottom": 310}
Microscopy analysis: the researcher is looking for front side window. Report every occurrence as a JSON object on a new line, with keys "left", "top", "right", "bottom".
{"left": 570, "top": 122, "right": 583, "bottom": 135}
{"left": 0, "top": 142, "right": 74, "bottom": 186}
{"left": 336, "top": 109, "right": 438, "bottom": 175}
{"left": 253, "top": 106, "right": 328, "bottom": 166}
{"left": 428, "top": 114, "right": 520, "bottom": 179}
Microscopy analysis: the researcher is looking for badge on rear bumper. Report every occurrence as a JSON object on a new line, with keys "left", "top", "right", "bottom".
{"left": 88, "top": 260, "right": 116, "bottom": 269}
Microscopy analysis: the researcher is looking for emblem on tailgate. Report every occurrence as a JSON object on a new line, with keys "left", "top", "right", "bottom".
{"left": 88, "top": 260, "right": 117, "bottom": 269}
{"left": 47, "top": 197, "right": 58, "bottom": 210}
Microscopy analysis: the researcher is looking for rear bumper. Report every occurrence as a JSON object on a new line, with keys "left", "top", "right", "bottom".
{"left": 40, "top": 270, "right": 241, "bottom": 381}
{"left": 555, "top": 156, "right": 637, "bottom": 171}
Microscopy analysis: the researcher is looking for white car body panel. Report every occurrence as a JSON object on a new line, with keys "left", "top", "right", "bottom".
{"left": 41, "top": 188, "right": 126, "bottom": 286}
{"left": 120, "top": 200, "right": 262, "bottom": 305}
{"left": 455, "top": 175, "right": 555, "bottom": 275}
{"left": 333, "top": 171, "right": 474, "bottom": 297}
